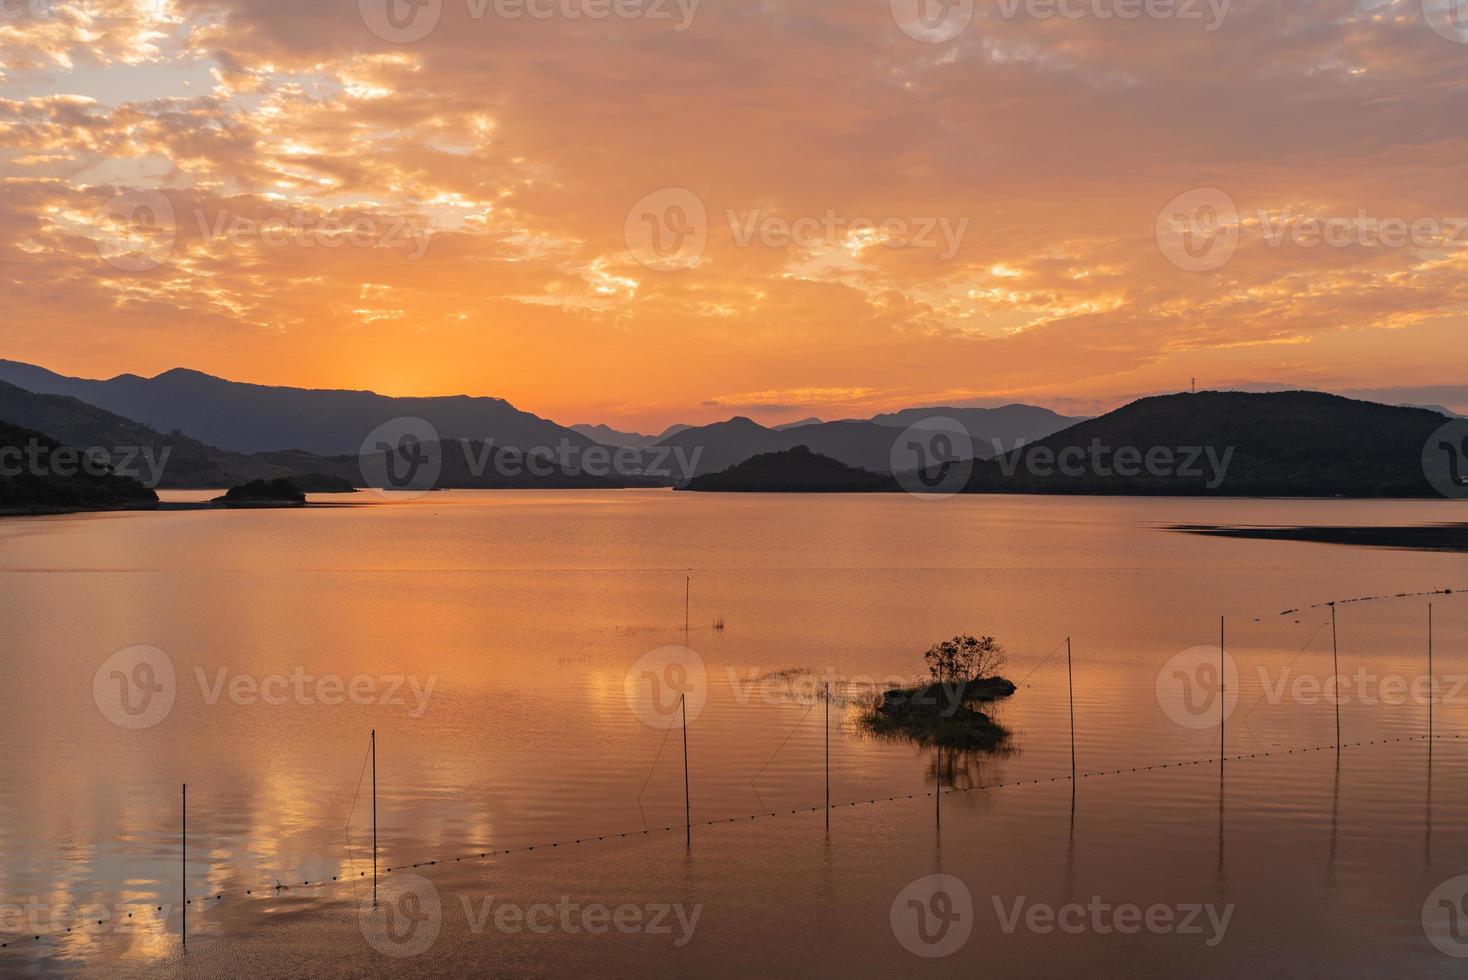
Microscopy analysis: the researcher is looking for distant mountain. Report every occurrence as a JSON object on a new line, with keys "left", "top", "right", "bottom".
{"left": 570, "top": 423, "right": 690, "bottom": 449}
{"left": 0, "top": 379, "right": 326, "bottom": 489}
{"left": 958, "top": 391, "right": 1453, "bottom": 497}
{"left": 1405, "top": 404, "right": 1461, "bottom": 418}
{"left": 656, "top": 406, "right": 1078, "bottom": 477}
{"left": 0, "top": 379, "right": 622, "bottom": 491}
{"left": 0, "top": 361, "right": 595, "bottom": 456}
{"left": 773, "top": 417, "right": 824, "bottom": 431}
{"left": 683, "top": 446, "right": 896, "bottom": 492}
{"left": 866, "top": 405, "right": 1084, "bottom": 451}
{"left": 657, "top": 417, "right": 913, "bottom": 476}
{"left": 688, "top": 392, "right": 1456, "bottom": 497}
{"left": 0, "top": 419, "right": 159, "bottom": 514}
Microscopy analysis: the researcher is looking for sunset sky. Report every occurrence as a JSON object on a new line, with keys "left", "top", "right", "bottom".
{"left": 2, "top": 0, "right": 1466, "bottom": 431}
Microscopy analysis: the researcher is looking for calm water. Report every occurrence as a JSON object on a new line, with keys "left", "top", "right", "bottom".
{"left": 2, "top": 491, "right": 1467, "bottom": 977}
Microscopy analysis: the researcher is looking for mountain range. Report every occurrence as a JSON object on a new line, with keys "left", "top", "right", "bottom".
{"left": 688, "top": 392, "right": 1458, "bottom": 498}
{"left": 652, "top": 406, "right": 1081, "bottom": 477}
{"left": 0, "top": 360, "right": 1080, "bottom": 482}
{"left": 2, "top": 359, "right": 1458, "bottom": 502}
{"left": 0, "top": 360, "right": 594, "bottom": 457}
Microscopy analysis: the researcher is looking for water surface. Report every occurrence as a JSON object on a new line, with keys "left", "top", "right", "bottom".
{"left": 2, "top": 492, "right": 1466, "bottom": 976}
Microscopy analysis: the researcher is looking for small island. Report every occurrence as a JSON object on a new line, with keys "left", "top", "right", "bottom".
{"left": 212, "top": 478, "right": 308, "bottom": 508}
{"left": 682, "top": 445, "right": 897, "bottom": 492}
{"left": 862, "top": 635, "right": 1017, "bottom": 749}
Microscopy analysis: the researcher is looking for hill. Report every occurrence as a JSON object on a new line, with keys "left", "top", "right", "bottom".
{"left": 0, "top": 420, "right": 159, "bottom": 514}
{"left": 684, "top": 392, "right": 1456, "bottom": 497}
{"left": 682, "top": 446, "right": 897, "bottom": 492}
{"left": 960, "top": 391, "right": 1451, "bottom": 496}
{"left": 0, "top": 380, "right": 351, "bottom": 490}
{"left": 866, "top": 405, "right": 1083, "bottom": 448}
{"left": 571, "top": 422, "right": 689, "bottom": 448}
{"left": 658, "top": 407, "right": 1080, "bottom": 478}
{"left": 0, "top": 380, "right": 629, "bottom": 491}
{"left": 0, "top": 361, "right": 596, "bottom": 457}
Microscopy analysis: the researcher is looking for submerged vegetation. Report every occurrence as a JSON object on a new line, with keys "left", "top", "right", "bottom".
{"left": 862, "top": 635, "right": 1017, "bottom": 749}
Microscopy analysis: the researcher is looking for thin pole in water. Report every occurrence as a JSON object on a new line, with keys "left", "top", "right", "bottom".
{"left": 181, "top": 783, "right": 186, "bottom": 951}
{"left": 371, "top": 729, "right": 377, "bottom": 908}
{"left": 685, "top": 575, "right": 690, "bottom": 635}
{"left": 824, "top": 682, "right": 830, "bottom": 832}
{"left": 1066, "top": 637, "right": 1076, "bottom": 783}
{"left": 1331, "top": 604, "right": 1341, "bottom": 747}
{"left": 1428, "top": 603, "right": 1435, "bottom": 741}
{"left": 681, "top": 695, "right": 692, "bottom": 849}
{"left": 1219, "top": 617, "right": 1225, "bottom": 770}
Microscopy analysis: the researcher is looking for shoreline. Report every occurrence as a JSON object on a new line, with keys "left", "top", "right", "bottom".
{"left": 1170, "top": 523, "right": 1468, "bottom": 553}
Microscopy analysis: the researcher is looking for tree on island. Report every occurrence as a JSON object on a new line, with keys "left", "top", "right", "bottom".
{"left": 924, "top": 635, "right": 1006, "bottom": 685}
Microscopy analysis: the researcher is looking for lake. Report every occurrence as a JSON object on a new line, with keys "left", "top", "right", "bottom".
{"left": 1, "top": 491, "right": 1466, "bottom": 977}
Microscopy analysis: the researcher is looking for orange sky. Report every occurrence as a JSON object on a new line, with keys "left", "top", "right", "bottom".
{"left": 2, "top": 0, "right": 1466, "bottom": 431}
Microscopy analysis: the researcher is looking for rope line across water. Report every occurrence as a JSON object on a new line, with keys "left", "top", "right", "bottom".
{"left": 0, "top": 731, "right": 1452, "bottom": 954}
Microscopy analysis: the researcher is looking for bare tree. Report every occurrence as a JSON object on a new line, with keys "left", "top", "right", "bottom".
{"left": 923, "top": 635, "right": 1007, "bottom": 684}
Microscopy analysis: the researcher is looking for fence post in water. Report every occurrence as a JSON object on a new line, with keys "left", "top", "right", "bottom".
{"left": 1428, "top": 603, "right": 1434, "bottom": 741}
{"left": 181, "top": 782, "right": 186, "bottom": 951}
{"left": 372, "top": 729, "right": 377, "bottom": 908}
{"left": 681, "top": 695, "right": 691, "bottom": 849}
{"left": 1331, "top": 604, "right": 1341, "bottom": 748}
{"left": 1066, "top": 637, "right": 1076, "bottom": 783}
{"left": 824, "top": 682, "right": 830, "bottom": 832}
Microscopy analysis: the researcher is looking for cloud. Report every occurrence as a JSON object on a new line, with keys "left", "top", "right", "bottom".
{"left": 0, "top": 0, "right": 1464, "bottom": 425}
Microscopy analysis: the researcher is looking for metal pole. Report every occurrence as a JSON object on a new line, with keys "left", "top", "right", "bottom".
{"left": 681, "top": 695, "right": 692, "bottom": 849}
{"left": 181, "top": 782, "right": 186, "bottom": 951}
{"left": 1219, "top": 617, "right": 1225, "bottom": 769}
{"left": 1331, "top": 605, "right": 1340, "bottom": 747}
{"left": 1428, "top": 603, "right": 1434, "bottom": 741}
{"left": 372, "top": 729, "right": 377, "bottom": 908}
{"left": 1066, "top": 637, "right": 1076, "bottom": 783}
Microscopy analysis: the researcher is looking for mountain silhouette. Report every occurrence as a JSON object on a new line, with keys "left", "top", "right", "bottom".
{"left": 0, "top": 418, "right": 159, "bottom": 514}
{"left": 0, "top": 379, "right": 627, "bottom": 490}
{"left": 681, "top": 392, "right": 1456, "bottom": 497}
{"left": 683, "top": 446, "right": 897, "bottom": 492}
{"left": 656, "top": 406, "right": 1078, "bottom": 476}
{"left": 0, "top": 360, "right": 594, "bottom": 456}
{"left": 960, "top": 391, "right": 1452, "bottom": 496}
